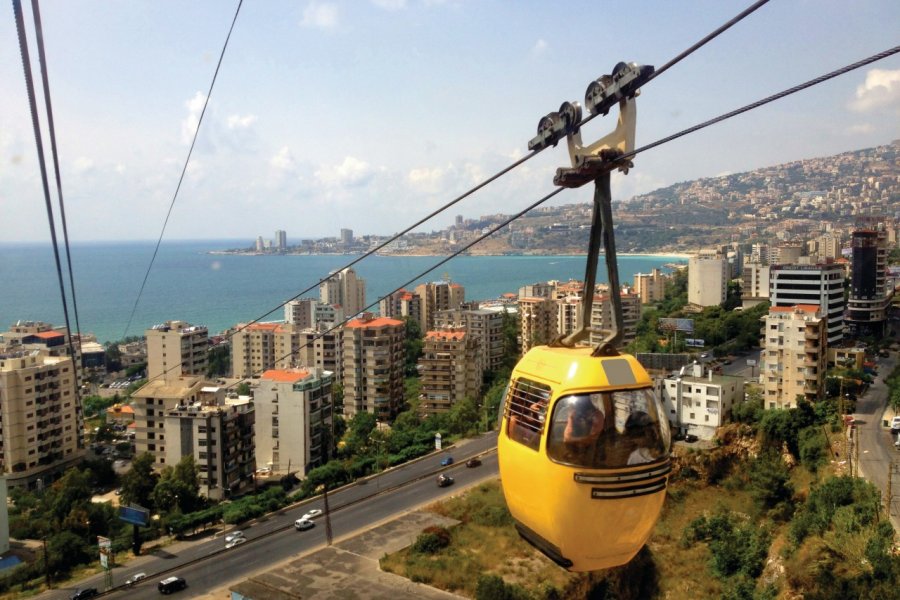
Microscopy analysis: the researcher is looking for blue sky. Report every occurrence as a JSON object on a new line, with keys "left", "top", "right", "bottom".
{"left": 2, "top": 0, "right": 898, "bottom": 244}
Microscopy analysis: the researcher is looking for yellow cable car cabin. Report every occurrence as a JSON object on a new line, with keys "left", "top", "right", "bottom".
{"left": 498, "top": 345, "right": 671, "bottom": 572}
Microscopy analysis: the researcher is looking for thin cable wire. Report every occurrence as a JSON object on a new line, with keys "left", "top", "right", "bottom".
{"left": 624, "top": 45, "right": 900, "bottom": 161}
{"left": 31, "top": 0, "right": 82, "bottom": 343}
{"left": 13, "top": 0, "right": 83, "bottom": 404}
{"left": 231, "top": 0, "right": 770, "bottom": 336}
{"left": 122, "top": 0, "right": 244, "bottom": 340}
{"left": 228, "top": 43, "right": 900, "bottom": 387}
{"left": 580, "top": 0, "right": 770, "bottom": 130}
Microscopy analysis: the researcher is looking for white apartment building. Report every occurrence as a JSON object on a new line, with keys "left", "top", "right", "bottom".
{"left": 146, "top": 321, "right": 209, "bottom": 384}
{"left": 660, "top": 362, "right": 744, "bottom": 441}
{"left": 741, "top": 262, "right": 770, "bottom": 309}
{"left": 761, "top": 305, "right": 826, "bottom": 409}
{"left": 418, "top": 329, "right": 483, "bottom": 416}
{"left": 285, "top": 298, "right": 344, "bottom": 330}
{"left": 164, "top": 392, "right": 255, "bottom": 500}
{"left": 320, "top": 267, "right": 366, "bottom": 317}
{"left": 0, "top": 352, "right": 84, "bottom": 490}
{"left": 688, "top": 251, "right": 729, "bottom": 307}
{"left": 769, "top": 263, "right": 844, "bottom": 345}
{"left": 131, "top": 375, "right": 208, "bottom": 467}
{"left": 253, "top": 368, "right": 333, "bottom": 478}
{"left": 557, "top": 297, "right": 582, "bottom": 339}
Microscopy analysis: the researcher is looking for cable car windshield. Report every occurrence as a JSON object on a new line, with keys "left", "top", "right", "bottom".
{"left": 546, "top": 388, "right": 669, "bottom": 469}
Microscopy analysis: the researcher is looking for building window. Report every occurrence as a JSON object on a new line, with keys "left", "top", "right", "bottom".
{"left": 690, "top": 413, "right": 695, "bottom": 419}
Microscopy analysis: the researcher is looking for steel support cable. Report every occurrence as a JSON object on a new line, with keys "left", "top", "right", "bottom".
{"left": 623, "top": 44, "right": 900, "bottom": 162}
{"left": 230, "top": 42, "right": 900, "bottom": 388}
{"left": 30, "top": 0, "right": 83, "bottom": 343}
{"left": 231, "top": 1, "right": 770, "bottom": 337}
{"left": 12, "top": 0, "right": 83, "bottom": 399}
{"left": 224, "top": 187, "right": 566, "bottom": 390}
{"left": 580, "top": 0, "right": 771, "bottom": 130}
{"left": 122, "top": 0, "right": 244, "bottom": 339}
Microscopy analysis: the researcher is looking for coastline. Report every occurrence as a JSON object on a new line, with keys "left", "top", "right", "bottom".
{"left": 207, "top": 250, "right": 692, "bottom": 260}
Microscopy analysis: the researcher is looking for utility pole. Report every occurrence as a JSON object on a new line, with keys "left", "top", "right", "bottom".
{"left": 323, "top": 484, "right": 333, "bottom": 546}
{"left": 888, "top": 460, "right": 894, "bottom": 516}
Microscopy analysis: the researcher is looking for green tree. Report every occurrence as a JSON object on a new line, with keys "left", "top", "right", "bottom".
{"left": 236, "top": 381, "right": 251, "bottom": 396}
{"left": 403, "top": 316, "right": 424, "bottom": 376}
{"left": 448, "top": 397, "right": 479, "bottom": 435}
{"left": 120, "top": 452, "right": 158, "bottom": 510}
{"left": 207, "top": 343, "right": 231, "bottom": 377}
{"left": 747, "top": 451, "right": 794, "bottom": 515}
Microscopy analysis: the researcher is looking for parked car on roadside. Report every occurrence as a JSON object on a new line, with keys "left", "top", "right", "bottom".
{"left": 891, "top": 416, "right": 900, "bottom": 433}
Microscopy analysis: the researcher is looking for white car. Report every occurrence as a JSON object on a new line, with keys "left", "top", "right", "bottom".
{"left": 294, "top": 518, "right": 315, "bottom": 531}
{"left": 125, "top": 572, "right": 147, "bottom": 586}
{"left": 225, "top": 537, "right": 247, "bottom": 549}
{"left": 891, "top": 416, "right": 900, "bottom": 432}
{"left": 224, "top": 530, "right": 245, "bottom": 544}
{"left": 301, "top": 509, "right": 322, "bottom": 521}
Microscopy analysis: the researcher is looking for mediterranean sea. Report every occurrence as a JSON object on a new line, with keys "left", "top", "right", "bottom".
{"left": 0, "top": 240, "right": 685, "bottom": 345}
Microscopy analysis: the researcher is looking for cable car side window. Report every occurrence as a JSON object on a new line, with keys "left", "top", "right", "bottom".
{"left": 505, "top": 377, "right": 550, "bottom": 450}
{"left": 547, "top": 388, "right": 669, "bottom": 468}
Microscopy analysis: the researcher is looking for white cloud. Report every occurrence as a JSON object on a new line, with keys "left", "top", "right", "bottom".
{"left": 407, "top": 166, "right": 445, "bottom": 194}
{"left": 270, "top": 146, "right": 297, "bottom": 170}
{"left": 300, "top": 2, "right": 338, "bottom": 29}
{"left": 846, "top": 123, "right": 874, "bottom": 135}
{"left": 532, "top": 39, "right": 548, "bottom": 57}
{"left": 849, "top": 68, "right": 900, "bottom": 112}
{"left": 73, "top": 157, "right": 95, "bottom": 174}
{"left": 181, "top": 91, "right": 206, "bottom": 144}
{"left": 315, "top": 156, "right": 375, "bottom": 187}
{"left": 227, "top": 114, "right": 258, "bottom": 129}
{"left": 372, "top": 0, "right": 406, "bottom": 10}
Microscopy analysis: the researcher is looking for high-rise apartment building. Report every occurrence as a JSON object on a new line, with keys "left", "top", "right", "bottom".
{"left": 285, "top": 299, "right": 345, "bottom": 330}
{"left": 146, "top": 321, "right": 209, "bottom": 384}
{"left": 414, "top": 281, "right": 465, "bottom": 332}
{"left": 320, "top": 267, "right": 366, "bottom": 317}
{"left": 434, "top": 308, "right": 505, "bottom": 372}
{"left": 418, "top": 329, "right": 483, "bottom": 417}
{"left": 688, "top": 250, "right": 729, "bottom": 307}
{"left": 340, "top": 228, "right": 353, "bottom": 245}
{"left": 163, "top": 391, "right": 255, "bottom": 499}
{"left": 294, "top": 329, "right": 343, "bottom": 381}
{"left": 769, "top": 263, "right": 844, "bottom": 345}
{"left": 0, "top": 352, "right": 84, "bottom": 489}
{"left": 132, "top": 375, "right": 208, "bottom": 467}
{"left": 761, "top": 305, "right": 826, "bottom": 409}
{"left": 255, "top": 236, "right": 265, "bottom": 252}
{"left": 556, "top": 297, "right": 582, "bottom": 339}
{"left": 815, "top": 232, "right": 842, "bottom": 260}
{"left": 231, "top": 323, "right": 281, "bottom": 379}
{"left": 519, "top": 297, "right": 558, "bottom": 354}
{"left": 846, "top": 227, "right": 892, "bottom": 338}
{"left": 588, "top": 292, "right": 641, "bottom": 347}
{"left": 633, "top": 268, "right": 668, "bottom": 305}
{"left": 741, "top": 262, "right": 771, "bottom": 309}
{"left": 518, "top": 282, "right": 555, "bottom": 300}
{"left": 750, "top": 243, "right": 770, "bottom": 265}
{"left": 253, "top": 368, "right": 333, "bottom": 477}
{"left": 379, "top": 289, "right": 422, "bottom": 326}
{"left": 275, "top": 230, "right": 287, "bottom": 252}
{"left": 341, "top": 314, "right": 405, "bottom": 420}
{"left": 772, "top": 244, "right": 803, "bottom": 265}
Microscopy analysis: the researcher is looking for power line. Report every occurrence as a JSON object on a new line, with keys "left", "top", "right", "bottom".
{"left": 231, "top": 43, "right": 900, "bottom": 386}
{"left": 122, "top": 0, "right": 244, "bottom": 340}
{"left": 624, "top": 45, "right": 900, "bottom": 161}
{"left": 13, "top": 0, "right": 83, "bottom": 405}
{"left": 30, "top": 0, "right": 83, "bottom": 344}
{"left": 228, "top": 0, "right": 770, "bottom": 338}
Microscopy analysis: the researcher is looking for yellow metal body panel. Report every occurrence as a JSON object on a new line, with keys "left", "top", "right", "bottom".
{"left": 498, "top": 346, "right": 668, "bottom": 572}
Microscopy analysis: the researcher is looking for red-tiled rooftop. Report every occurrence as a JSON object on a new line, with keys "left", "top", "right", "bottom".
{"left": 345, "top": 316, "right": 404, "bottom": 328}
{"left": 245, "top": 323, "right": 282, "bottom": 332}
{"left": 425, "top": 331, "right": 466, "bottom": 341}
{"left": 34, "top": 331, "right": 64, "bottom": 339}
{"left": 261, "top": 369, "right": 310, "bottom": 382}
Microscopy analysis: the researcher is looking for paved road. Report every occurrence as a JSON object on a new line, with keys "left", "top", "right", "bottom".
{"left": 40, "top": 433, "right": 499, "bottom": 600}
{"left": 854, "top": 351, "right": 899, "bottom": 530}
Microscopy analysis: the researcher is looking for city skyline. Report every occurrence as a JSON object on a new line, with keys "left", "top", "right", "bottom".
{"left": 1, "top": 1, "right": 898, "bottom": 244}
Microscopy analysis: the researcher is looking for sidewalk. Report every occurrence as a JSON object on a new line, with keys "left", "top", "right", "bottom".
{"left": 196, "top": 510, "right": 467, "bottom": 600}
